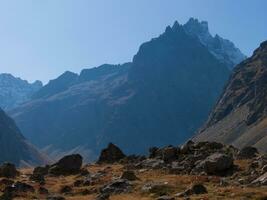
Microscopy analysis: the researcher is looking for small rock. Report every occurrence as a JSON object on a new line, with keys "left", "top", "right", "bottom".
{"left": 29, "top": 173, "right": 45, "bottom": 185}
{"left": 142, "top": 182, "right": 173, "bottom": 196}
{"left": 156, "top": 195, "right": 175, "bottom": 200}
{"left": 33, "top": 165, "right": 49, "bottom": 176}
{"left": 73, "top": 179, "right": 83, "bottom": 187}
{"left": 46, "top": 195, "right": 66, "bottom": 200}
{"left": 59, "top": 185, "right": 72, "bottom": 194}
{"left": 39, "top": 187, "right": 49, "bottom": 195}
{"left": 176, "top": 183, "right": 207, "bottom": 197}
{"left": 120, "top": 170, "right": 138, "bottom": 181}
{"left": 140, "top": 159, "right": 165, "bottom": 169}
{"left": 80, "top": 168, "right": 90, "bottom": 176}
{"left": 100, "top": 179, "right": 131, "bottom": 195}
{"left": 13, "top": 181, "right": 35, "bottom": 193}
{"left": 95, "top": 193, "right": 110, "bottom": 200}
{"left": 237, "top": 146, "right": 259, "bottom": 159}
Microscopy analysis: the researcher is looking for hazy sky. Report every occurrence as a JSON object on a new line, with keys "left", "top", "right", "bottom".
{"left": 0, "top": 0, "right": 266, "bottom": 83}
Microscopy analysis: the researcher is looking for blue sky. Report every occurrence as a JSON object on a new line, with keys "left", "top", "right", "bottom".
{"left": 0, "top": 0, "right": 266, "bottom": 83}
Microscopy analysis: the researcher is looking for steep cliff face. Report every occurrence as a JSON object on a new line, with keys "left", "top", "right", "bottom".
{"left": 0, "top": 73, "right": 42, "bottom": 110}
{"left": 0, "top": 108, "right": 48, "bottom": 166}
{"left": 10, "top": 19, "right": 232, "bottom": 160}
{"left": 195, "top": 41, "right": 267, "bottom": 152}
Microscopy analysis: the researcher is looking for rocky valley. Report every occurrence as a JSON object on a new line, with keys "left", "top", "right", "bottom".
{"left": 0, "top": 10, "right": 265, "bottom": 200}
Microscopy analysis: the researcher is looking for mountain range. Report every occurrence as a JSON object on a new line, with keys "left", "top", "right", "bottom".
{"left": 0, "top": 73, "right": 42, "bottom": 110}
{"left": 194, "top": 41, "right": 267, "bottom": 152}
{"left": 8, "top": 18, "right": 246, "bottom": 161}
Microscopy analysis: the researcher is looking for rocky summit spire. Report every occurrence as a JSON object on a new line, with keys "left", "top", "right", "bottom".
{"left": 183, "top": 18, "right": 246, "bottom": 69}
{"left": 185, "top": 17, "right": 210, "bottom": 36}
{"left": 172, "top": 20, "right": 181, "bottom": 30}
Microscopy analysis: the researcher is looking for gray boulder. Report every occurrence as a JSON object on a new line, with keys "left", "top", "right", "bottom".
{"left": 199, "top": 153, "right": 233, "bottom": 175}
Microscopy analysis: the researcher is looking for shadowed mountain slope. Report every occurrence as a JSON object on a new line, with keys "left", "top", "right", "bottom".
{"left": 194, "top": 41, "right": 267, "bottom": 152}
{"left": 0, "top": 108, "right": 48, "bottom": 166}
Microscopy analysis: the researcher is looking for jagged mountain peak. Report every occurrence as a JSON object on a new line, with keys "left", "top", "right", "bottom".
{"left": 183, "top": 18, "right": 246, "bottom": 69}
{"left": 184, "top": 17, "right": 210, "bottom": 35}
{"left": 0, "top": 73, "right": 43, "bottom": 86}
{"left": 0, "top": 73, "right": 43, "bottom": 110}
{"left": 171, "top": 20, "right": 182, "bottom": 30}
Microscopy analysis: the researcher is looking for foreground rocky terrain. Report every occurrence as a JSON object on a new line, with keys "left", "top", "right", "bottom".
{"left": 1, "top": 141, "right": 266, "bottom": 200}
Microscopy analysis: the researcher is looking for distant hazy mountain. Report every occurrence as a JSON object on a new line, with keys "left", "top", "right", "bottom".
{"left": 194, "top": 41, "right": 267, "bottom": 152}
{"left": 184, "top": 18, "right": 246, "bottom": 69}
{"left": 0, "top": 73, "right": 42, "bottom": 110}
{"left": 0, "top": 108, "right": 48, "bottom": 166}
{"left": 10, "top": 19, "right": 240, "bottom": 160}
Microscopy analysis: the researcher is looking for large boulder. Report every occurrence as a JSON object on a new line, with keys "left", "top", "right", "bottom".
{"left": 49, "top": 154, "right": 83, "bottom": 176}
{"left": 237, "top": 146, "right": 259, "bottom": 159}
{"left": 149, "top": 146, "right": 178, "bottom": 162}
{"left": 199, "top": 153, "right": 233, "bottom": 175}
{"left": 97, "top": 143, "right": 126, "bottom": 164}
{"left": 0, "top": 163, "right": 19, "bottom": 178}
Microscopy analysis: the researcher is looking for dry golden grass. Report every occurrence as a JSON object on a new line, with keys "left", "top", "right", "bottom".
{"left": 2, "top": 161, "right": 267, "bottom": 200}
